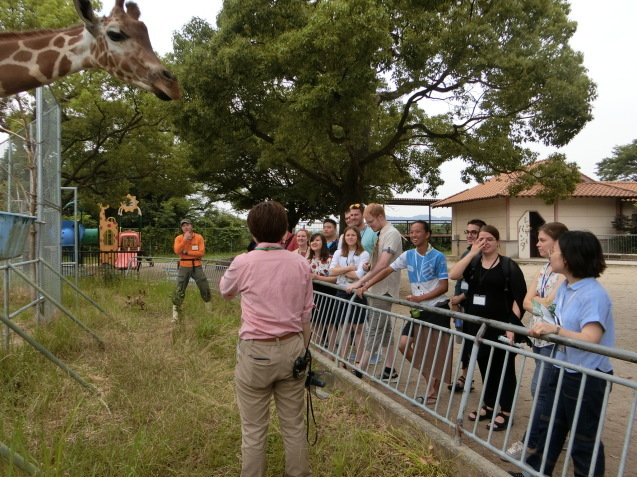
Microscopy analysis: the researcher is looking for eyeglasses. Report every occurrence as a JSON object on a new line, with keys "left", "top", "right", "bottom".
{"left": 349, "top": 203, "right": 362, "bottom": 210}
{"left": 464, "top": 230, "right": 479, "bottom": 236}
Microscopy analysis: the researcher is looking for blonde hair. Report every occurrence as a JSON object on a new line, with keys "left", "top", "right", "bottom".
{"left": 364, "top": 203, "right": 385, "bottom": 218}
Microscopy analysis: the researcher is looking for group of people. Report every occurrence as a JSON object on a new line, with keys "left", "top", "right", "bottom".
{"left": 197, "top": 199, "right": 614, "bottom": 477}
{"left": 448, "top": 219, "right": 615, "bottom": 477}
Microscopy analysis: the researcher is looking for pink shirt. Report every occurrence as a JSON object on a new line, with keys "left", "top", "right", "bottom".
{"left": 220, "top": 243, "right": 314, "bottom": 340}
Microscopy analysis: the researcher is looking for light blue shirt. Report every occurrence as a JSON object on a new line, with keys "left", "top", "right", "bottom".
{"left": 360, "top": 226, "right": 378, "bottom": 255}
{"left": 553, "top": 277, "right": 614, "bottom": 373}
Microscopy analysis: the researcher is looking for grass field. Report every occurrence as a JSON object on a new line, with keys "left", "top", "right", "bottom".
{"left": 0, "top": 278, "right": 452, "bottom": 476}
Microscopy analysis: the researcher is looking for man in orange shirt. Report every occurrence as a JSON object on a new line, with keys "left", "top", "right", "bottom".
{"left": 172, "top": 219, "right": 211, "bottom": 322}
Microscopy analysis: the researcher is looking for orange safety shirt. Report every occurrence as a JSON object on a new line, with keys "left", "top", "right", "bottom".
{"left": 174, "top": 232, "right": 205, "bottom": 267}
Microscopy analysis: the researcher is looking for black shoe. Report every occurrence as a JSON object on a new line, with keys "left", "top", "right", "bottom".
{"left": 380, "top": 369, "right": 399, "bottom": 382}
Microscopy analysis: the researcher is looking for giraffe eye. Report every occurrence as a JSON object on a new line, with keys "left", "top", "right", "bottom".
{"left": 107, "top": 30, "right": 127, "bottom": 42}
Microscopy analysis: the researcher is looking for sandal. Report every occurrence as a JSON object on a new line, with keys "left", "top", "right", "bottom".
{"left": 415, "top": 395, "right": 437, "bottom": 406}
{"left": 352, "top": 362, "right": 363, "bottom": 379}
{"left": 448, "top": 375, "right": 475, "bottom": 392}
{"left": 468, "top": 405, "right": 494, "bottom": 422}
{"left": 487, "top": 411, "right": 511, "bottom": 431}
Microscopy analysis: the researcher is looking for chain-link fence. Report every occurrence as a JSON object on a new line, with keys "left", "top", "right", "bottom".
{"left": 1, "top": 87, "right": 61, "bottom": 321}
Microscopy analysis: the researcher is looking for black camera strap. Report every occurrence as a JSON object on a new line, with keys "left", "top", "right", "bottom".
{"left": 304, "top": 347, "right": 319, "bottom": 446}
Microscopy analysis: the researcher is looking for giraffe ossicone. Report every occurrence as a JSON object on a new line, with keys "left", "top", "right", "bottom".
{"left": 0, "top": 0, "right": 181, "bottom": 100}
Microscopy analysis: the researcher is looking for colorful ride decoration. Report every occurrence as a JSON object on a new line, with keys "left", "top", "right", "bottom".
{"left": 98, "top": 194, "right": 143, "bottom": 268}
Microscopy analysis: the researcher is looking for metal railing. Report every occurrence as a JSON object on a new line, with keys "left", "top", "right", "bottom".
{"left": 596, "top": 234, "right": 637, "bottom": 259}
{"left": 310, "top": 282, "right": 637, "bottom": 477}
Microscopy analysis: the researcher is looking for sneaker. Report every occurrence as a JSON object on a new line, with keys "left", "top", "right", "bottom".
{"left": 505, "top": 440, "right": 525, "bottom": 460}
{"left": 380, "top": 369, "right": 399, "bottom": 383}
{"left": 172, "top": 305, "right": 180, "bottom": 323}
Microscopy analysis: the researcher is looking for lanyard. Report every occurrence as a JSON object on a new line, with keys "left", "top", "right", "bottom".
{"left": 539, "top": 262, "right": 553, "bottom": 298}
{"left": 477, "top": 254, "right": 499, "bottom": 293}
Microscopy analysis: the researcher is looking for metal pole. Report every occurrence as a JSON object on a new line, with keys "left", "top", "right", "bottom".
{"left": 7, "top": 263, "right": 105, "bottom": 347}
{"left": 0, "top": 312, "right": 99, "bottom": 395}
{"left": 40, "top": 259, "right": 110, "bottom": 317}
{"left": 0, "top": 441, "right": 40, "bottom": 475}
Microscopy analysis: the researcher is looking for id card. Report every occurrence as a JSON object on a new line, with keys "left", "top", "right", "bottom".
{"left": 473, "top": 294, "right": 486, "bottom": 306}
{"left": 461, "top": 281, "right": 469, "bottom": 292}
{"left": 192, "top": 245, "right": 199, "bottom": 251}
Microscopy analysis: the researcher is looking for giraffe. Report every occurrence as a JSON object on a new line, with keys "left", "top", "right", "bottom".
{"left": 0, "top": 0, "right": 181, "bottom": 100}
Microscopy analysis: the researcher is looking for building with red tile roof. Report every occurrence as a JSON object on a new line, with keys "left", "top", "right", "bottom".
{"left": 432, "top": 171, "right": 637, "bottom": 258}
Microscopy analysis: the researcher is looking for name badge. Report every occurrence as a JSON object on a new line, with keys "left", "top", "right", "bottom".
{"left": 460, "top": 281, "right": 469, "bottom": 291}
{"left": 473, "top": 294, "right": 486, "bottom": 306}
{"left": 192, "top": 245, "right": 199, "bottom": 251}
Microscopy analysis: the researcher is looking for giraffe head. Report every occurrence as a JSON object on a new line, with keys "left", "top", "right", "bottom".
{"left": 76, "top": 0, "right": 181, "bottom": 100}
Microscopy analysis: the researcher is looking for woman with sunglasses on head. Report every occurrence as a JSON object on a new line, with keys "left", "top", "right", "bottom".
{"left": 449, "top": 225, "right": 527, "bottom": 432}
{"left": 506, "top": 222, "right": 568, "bottom": 460}
{"left": 512, "top": 231, "right": 615, "bottom": 477}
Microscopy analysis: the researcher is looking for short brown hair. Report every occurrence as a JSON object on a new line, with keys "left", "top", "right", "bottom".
{"left": 247, "top": 201, "right": 288, "bottom": 243}
{"left": 340, "top": 226, "right": 365, "bottom": 255}
{"left": 480, "top": 224, "right": 500, "bottom": 241}
{"left": 539, "top": 222, "right": 568, "bottom": 241}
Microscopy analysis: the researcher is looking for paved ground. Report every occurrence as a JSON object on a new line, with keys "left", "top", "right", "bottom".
{"left": 381, "top": 259, "right": 637, "bottom": 476}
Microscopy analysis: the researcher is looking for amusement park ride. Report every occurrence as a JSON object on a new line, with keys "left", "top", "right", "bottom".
{"left": 61, "top": 194, "right": 144, "bottom": 270}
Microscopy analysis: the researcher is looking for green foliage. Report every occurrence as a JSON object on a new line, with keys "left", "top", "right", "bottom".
{"left": 0, "top": 0, "right": 88, "bottom": 30}
{"left": 171, "top": 0, "right": 594, "bottom": 221}
{"left": 507, "top": 154, "right": 582, "bottom": 204}
{"left": 596, "top": 139, "right": 637, "bottom": 181}
{"left": 611, "top": 214, "right": 637, "bottom": 234}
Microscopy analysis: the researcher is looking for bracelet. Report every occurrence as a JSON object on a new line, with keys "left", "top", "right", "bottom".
{"left": 555, "top": 325, "right": 561, "bottom": 335}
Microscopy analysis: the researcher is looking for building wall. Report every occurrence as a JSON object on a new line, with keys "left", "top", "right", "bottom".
{"left": 446, "top": 196, "right": 621, "bottom": 257}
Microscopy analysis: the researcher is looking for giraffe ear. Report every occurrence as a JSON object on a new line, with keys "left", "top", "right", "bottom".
{"left": 125, "top": 2, "right": 141, "bottom": 21}
{"left": 74, "top": 0, "right": 99, "bottom": 36}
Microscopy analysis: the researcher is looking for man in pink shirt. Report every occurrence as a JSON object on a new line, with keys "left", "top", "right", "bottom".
{"left": 220, "top": 201, "right": 313, "bottom": 477}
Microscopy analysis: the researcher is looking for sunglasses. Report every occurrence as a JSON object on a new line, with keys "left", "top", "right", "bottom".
{"left": 349, "top": 203, "right": 362, "bottom": 210}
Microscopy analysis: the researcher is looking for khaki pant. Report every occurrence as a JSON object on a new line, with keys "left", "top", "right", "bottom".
{"left": 235, "top": 335, "right": 312, "bottom": 477}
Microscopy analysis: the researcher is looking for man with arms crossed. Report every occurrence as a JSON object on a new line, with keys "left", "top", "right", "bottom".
{"left": 347, "top": 203, "right": 403, "bottom": 381}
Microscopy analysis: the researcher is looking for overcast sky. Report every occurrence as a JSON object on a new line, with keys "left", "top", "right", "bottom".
{"left": 137, "top": 0, "right": 637, "bottom": 217}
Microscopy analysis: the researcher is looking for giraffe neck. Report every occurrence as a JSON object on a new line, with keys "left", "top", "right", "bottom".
{"left": 0, "top": 25, "right": 96, "bottom": 97}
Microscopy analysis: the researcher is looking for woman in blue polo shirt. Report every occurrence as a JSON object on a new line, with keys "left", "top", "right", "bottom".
{"left": 519, "top": 231, "right": 615, "bottom": 477}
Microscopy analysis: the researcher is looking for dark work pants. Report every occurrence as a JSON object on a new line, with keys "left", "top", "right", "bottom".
{"left": 477, "top": 342, "right": 516, "bottom": 413}
{"left": 172, "top": 265, "right": 211, "bottom": 306}
{"left": 526, "top": 366, "right": 610, "bottom": 477}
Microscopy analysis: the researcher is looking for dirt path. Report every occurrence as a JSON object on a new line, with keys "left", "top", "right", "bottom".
{"left": 383, "top": 260, "right": 637, "bottom": 476}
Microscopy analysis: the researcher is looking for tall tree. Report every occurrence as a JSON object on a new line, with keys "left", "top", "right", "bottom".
{"left": 596, "top": 140, "right": 637, "bottom": 181}
{"left": 171, "top": 0, "right": 593, "bottom": 220}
